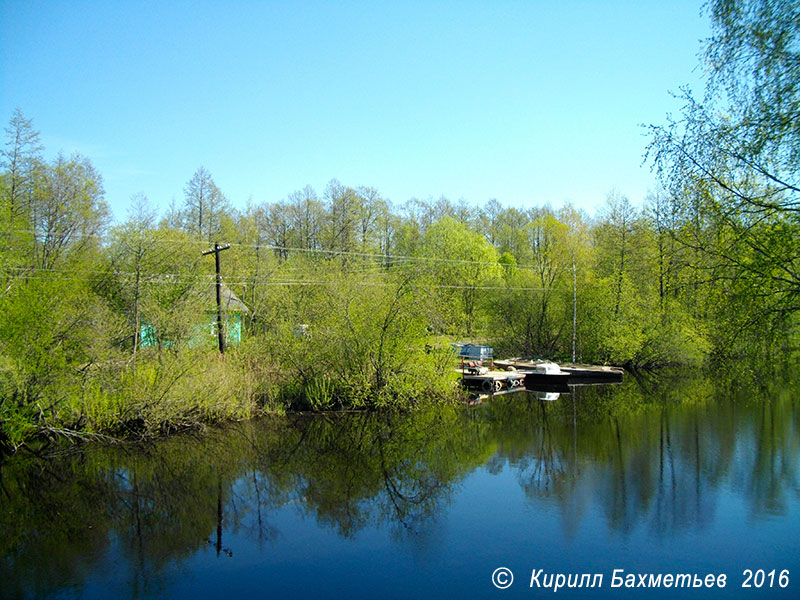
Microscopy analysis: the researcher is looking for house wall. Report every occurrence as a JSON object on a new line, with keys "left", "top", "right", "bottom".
{"left": 139, "top": 312, "right": 244, "bottom": 349}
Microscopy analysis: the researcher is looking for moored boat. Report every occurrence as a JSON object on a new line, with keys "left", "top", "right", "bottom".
{"left": 522, "top": 361, "right": 571, "bottom": 387}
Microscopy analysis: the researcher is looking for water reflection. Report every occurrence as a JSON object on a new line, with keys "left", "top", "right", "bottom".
{"left": 479, "top": 375, "right": 799, "bottom": 538}
{"left": 1, "top": 371, "right": 798, "bottom": 598}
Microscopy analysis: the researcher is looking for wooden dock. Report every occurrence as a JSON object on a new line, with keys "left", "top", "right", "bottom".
{"left": 460, "top": 359, "right": 624, "bottom": 401}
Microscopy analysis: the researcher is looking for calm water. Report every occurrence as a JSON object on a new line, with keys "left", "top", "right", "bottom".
{"left": 2, "top": 371, "right": 799, "bottom": 599}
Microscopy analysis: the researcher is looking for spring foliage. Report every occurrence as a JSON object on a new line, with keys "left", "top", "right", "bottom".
{"left": 3, "top": 1, "right": 799, "bottom": 449}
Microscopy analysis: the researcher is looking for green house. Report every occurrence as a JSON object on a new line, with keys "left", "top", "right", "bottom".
{"left": 140, "top": 281, "right": 249, "bottom": 349}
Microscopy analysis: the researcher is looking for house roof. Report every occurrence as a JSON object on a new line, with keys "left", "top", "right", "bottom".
{"left": 210, "top": 281, "right": 249, "bottom": 313}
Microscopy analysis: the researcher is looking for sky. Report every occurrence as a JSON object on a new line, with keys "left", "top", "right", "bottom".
{"left": 0, "top": 0, "right": 710, "bottom": 222}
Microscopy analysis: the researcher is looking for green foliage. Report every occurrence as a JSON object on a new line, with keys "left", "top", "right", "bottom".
{"left": 3, "top": 71, "right": 799, "bottom": 449}
{"left": 647, "top": 0, "right": 800, "bottom": 353}
{"left": 639, "top": 308, "right": 711, "bottom": 367}
{"left": 0, "top": 273, "right": 123, "bottom": 432}
{"left": 251, "top": 268, "right": 459, "bottom": 411}
{"left": 416, "top": 216, "right": 501, "bottom": 335}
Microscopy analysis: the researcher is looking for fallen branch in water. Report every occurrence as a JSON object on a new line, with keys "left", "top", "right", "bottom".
{"left": 36, "top": 426, "right": 121, "bottom": 446}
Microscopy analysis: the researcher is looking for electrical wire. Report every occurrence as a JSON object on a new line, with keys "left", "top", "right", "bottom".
{"left": 2, "top": 228, "right": 566, "bottom": 270}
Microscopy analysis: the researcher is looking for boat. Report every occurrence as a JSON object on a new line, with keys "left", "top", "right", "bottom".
{"left": 522, "top": 361, "right": 571, "bottom": 387}
{"left": 495, "top": 359, "right": 624, "bottom": 384}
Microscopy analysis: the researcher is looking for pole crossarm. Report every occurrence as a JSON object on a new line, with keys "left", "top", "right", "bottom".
{"left": 202, "top": 243, "right": 231, "bottom": 256}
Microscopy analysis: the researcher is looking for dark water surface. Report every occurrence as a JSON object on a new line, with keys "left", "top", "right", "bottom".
{"left": 2, "top": 371, "right": 799, "bottom": 599}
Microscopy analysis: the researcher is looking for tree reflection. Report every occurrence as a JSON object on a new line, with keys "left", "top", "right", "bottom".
{"left": 1, "top": 371, "right": 798, "bottom": 598}
{"left": 470, "top": 371, "right": 799, "bottom": 542}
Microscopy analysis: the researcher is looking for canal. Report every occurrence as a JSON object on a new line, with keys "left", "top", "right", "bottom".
{"left": 1, "top": 369, "right": 798, "bottom": 598}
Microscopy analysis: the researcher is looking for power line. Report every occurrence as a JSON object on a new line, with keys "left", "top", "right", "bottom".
{"left": 3, "top": 270, "right": 559, "bottom": 292}
{"left": 2, "top": 228, "right": 562, "bottom": 270}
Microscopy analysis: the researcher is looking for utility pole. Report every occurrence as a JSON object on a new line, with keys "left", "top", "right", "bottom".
{"left": 572, "top": 253, "right": 577, "bottom": 364}
{"left": 202, "top": 242, "right": 231, "bottom": 353}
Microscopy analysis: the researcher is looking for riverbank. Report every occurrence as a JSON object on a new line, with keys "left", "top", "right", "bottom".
{"left": 4, "top": 331, "right": 794, "bottom": 457}
{"left": 0, "top": 340, "right": 466, "bottom": 455}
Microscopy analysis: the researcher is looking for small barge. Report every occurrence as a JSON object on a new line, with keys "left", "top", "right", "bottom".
{"left": 459, "top": 368, "right": 527, "bottom": 393}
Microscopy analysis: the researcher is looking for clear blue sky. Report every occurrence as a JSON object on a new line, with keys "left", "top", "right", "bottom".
{"left": 1, "top": 0, "right": 709, "bottom": 222}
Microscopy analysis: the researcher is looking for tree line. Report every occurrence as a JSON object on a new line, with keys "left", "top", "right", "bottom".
{"left": 1, "top": 0, "right": 797, "bottom": 450}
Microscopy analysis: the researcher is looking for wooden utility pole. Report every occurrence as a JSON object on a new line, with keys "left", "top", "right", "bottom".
{"left": 572, "top": 253, "right": 577, "bottom": 364}
{"left": 202, "top": 242, "right": 231, "bottom": 353}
